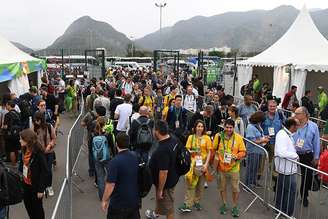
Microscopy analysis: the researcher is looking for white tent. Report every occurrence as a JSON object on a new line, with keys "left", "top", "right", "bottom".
{"left": 237, "top": 6, "right": 328, "bottom": 100}
{"left": 0, "top": 34, "right": 45, "bottom": 95}
{"left": 0, "top": 35, "right": 40, "bottom": 65}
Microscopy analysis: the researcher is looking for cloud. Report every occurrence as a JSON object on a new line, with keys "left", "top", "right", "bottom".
{"left": 0, "top": 0, "right": 326, "bottom": 49}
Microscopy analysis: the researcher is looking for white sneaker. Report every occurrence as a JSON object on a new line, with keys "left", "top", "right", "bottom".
{"left": 204, "top": 182, "right": 208, "bottom": 189}
{"left": 145, "top": 209, "right": 158, "bottom": 219}
{"left": 47, "top": 187, "right": 54, "bottom": 197}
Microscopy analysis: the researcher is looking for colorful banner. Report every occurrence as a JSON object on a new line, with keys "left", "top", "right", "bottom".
{"left": 0, "top": 59, "right": 46, "bottom": 83}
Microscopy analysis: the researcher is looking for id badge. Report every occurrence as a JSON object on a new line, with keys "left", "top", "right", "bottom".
{"left": 268, "top": 127, "right": 275, "bottom": 136}
{"left": 296, "top": 139, "right": 305, "bottom": 148}
{"left": 23, "top": 165, "right": 28, "bottom": 178}
{"left": 175, "top": 120, "right": 180, "bottom": 128}
{"left": 195, "top": 156, "right": 203, "bottom": 167}
{"left": 157, "top": 107, "right": 161, "bottom": 112}
{"left": 224, "top": 153, "right": 232, "bottom": 164}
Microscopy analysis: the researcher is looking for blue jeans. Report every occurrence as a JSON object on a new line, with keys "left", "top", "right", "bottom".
{"left": 245, "top": 153, "right": 261, "bottom": 187}
{"left": 0, "top": 207, "right": 6, "bottom": 219}
{"left": 275, "top": 174, "right": 296, "bottom": 216}
{"left": 95, "top": 160, "right": 109, "bottom": 200}
{"left": 45, "top": 152, "right": 54, "bottom": 187}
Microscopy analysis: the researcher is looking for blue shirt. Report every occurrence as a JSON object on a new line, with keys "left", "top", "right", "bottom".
{"left": 107, "top": 150, "right": 139, "bottom": 209}
{"left": 238, "top": 104, "right": 257, "bottom": 127}
{"left": 261, "top": 111, "right": 284, "bottom": 144}
{"left": 246, "top": 123, "right": 265, "bottom": 154}
{"left": 293, "top": 121, "right": 320, "bottom": 160}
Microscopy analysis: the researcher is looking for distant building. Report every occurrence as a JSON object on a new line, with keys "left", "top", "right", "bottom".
{"left": 179, "top": 46, "right": 231, "bottom": 55}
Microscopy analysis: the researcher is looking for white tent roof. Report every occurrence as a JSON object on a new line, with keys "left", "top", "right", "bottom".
{"left": 239, "top": 6, "right": 328, "bottom": 72}
{"left": 0, "top": 34, "right": 39, "bottom": 65}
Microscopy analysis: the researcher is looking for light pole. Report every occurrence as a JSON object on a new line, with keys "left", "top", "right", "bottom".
{"left": 88, "top": 29, "right": 93, "bottom": 49}
{"left": 130, "top": 35, "right": 134, "bottom": 57}
{"left": 155, "top": 2, "right": 167, "bottom": 50}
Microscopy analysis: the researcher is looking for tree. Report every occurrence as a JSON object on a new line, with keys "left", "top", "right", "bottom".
{"left": 208, "top": 50, "right": 225, "bottom": 57}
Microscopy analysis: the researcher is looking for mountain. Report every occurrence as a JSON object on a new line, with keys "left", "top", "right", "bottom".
{"left": 11, "top": 42, "right": 34, "bottom": 54}
{"left": 136, "top": 6, "right": 328, "bottom": 52}
{"left": 45, "top": 16, "right": 131, "bottom": 55}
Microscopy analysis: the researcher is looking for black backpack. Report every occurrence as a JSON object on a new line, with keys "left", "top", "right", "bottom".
{"left": 18, "top": 98, "right": 33, "bottom": 120}
{"left": 137, "top": 153, "right": 153, "bottom": 198}
{"left": 136, "top": 119, "right": 153, "bottom": 150}
{"left": 6, "top": 111, "right": 22, "bottom": 140}
{"left": 174, "top": 141, "right": 191, "bottom": 176}
{"left": 0, "top": 162, "right": 24, "bottom": 206}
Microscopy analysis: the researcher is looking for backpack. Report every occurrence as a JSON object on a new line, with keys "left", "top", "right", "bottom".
{"left": 6, "top": 111, "right": 22, "bottom": 140}
{"left": 18, "top": 98, "right": 33, "bottom": 120}
{"left": 0, "top": 162, "right": 24, "bottom": 206}
{"left": 136, "top": 119, "right": 153, "bottom": 150}
{"left": 137, "top": 154, "right": 153, "bottom": 198}
{"left": 92, "top": 135, "right": 110, "bottom": 162}
{"left": 174, "top": 141, "right": 191, "bottom": 176}
{"left": 45, "top": 110, "right": 55, "bottom": 126}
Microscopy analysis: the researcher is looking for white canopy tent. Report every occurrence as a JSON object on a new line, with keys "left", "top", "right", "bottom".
{"left": 237, "top": 6, "right": 328, "bottom": 100}
{"left": 0, "top": 34, "right": 44, "bottom": 96}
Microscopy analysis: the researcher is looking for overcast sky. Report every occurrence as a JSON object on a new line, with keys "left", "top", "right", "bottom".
{"left": 1, "top": 0, "right": 327, "bottom": 49}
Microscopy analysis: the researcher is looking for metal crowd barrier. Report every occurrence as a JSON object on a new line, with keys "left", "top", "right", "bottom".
{"left": 266, "top": 156, "right": 328, "bottom": 219}
{"left": 51, "top": 98, "right": 85, "bottom": 219}
{"left": 186, "top": 105, "right": 328, "bottom": 218}
{"left": 51, "top": 178, "right": 70, "bottom": 219}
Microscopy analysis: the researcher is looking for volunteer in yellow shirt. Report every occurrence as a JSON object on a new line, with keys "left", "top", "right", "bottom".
{"left": 212, "top": 119, "right": 246, "bottom": 217}
{"left": 162, "top": 98, "right": 175, "bottom": 121}
{"left": 178, "top": 120, "right": 212, "bottom": 213}
{"left": 138, "top": 87, "right": 154, "bottom": 115}
{"left": 163, "top": 86, "right": 178, "bottom": 108}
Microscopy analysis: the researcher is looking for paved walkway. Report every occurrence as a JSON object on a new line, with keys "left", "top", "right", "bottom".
{"left": 72, "top": 150, "right": 277, "bottom": 219}
{"left": 9, "top": 114, "right": 75, "bottom": 219}
{"left": 9, "top": 113, "right": 328, "bottom": 219}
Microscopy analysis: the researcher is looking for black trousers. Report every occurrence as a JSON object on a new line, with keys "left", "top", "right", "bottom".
{"left": 23, "top": 184, "right": 45, "bottom": 219}
{"left": 107, "top": 208, "right": 140, "bottom": 219}
{"left": 298, "top": 152, "right": 314, "bottom": 199}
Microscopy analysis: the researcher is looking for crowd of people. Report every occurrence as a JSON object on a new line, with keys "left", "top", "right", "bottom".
{"left": 77, "top": 66, "right": 328, "bottom": 219}
{"left": 0, "top": 72, "right": 88, "bottom": 219}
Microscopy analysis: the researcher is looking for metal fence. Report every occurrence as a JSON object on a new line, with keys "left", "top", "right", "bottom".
{"left": 51, "top": 98, "right": 85, "bottom": 219}
{"left": 266, "top": 156, "right": 328, "bottom": 219}
{"left": 185, "top": 106, "right": 328, "bottom": 218}
{"left": 51, "top": 179, "right": 70, "bottom": 219}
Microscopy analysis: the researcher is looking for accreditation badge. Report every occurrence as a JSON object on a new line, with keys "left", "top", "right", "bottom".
{"left": 224, "top": 153, "right": 232, "bottom": 164}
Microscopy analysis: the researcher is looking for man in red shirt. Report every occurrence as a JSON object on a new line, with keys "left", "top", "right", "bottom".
{"left": 282, "top": 85, "right": 298, "bottom": 110}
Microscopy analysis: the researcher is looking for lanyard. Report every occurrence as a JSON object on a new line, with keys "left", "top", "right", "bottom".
{"left": 191, "top": 134, "right": 202, "bottom": 152}
{"left": 204, "top": 117, "right": 212, "bottom": 130}
{"left": 175, "top": 107, "right": 181, "bottom": 120}
{"left": 221, "top": 132, "right": 235, "bottom": 154}
{"left": 255, "top": 124, "right": 264, "bottom": 137}
{"left": 283, "top": 127, "right": 295, "bottom": 144}
{"left": 298, "top": 122, "right": 309, "bottom": 140}
{"left": 186, "top": 95, "right": 194, "bottom": 102}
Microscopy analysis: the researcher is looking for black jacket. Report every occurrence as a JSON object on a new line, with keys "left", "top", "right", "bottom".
{"left": 188, "top": 112, "right": 220, "bottom": 136}
{"left": 301, "top": 96, "right": 315, "bottom": 117}
{"left": 166, "top": 107, "right": 187, "bottom": 132}
{"left": 27, "top": 149, "right": 49, "bottom": 193}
